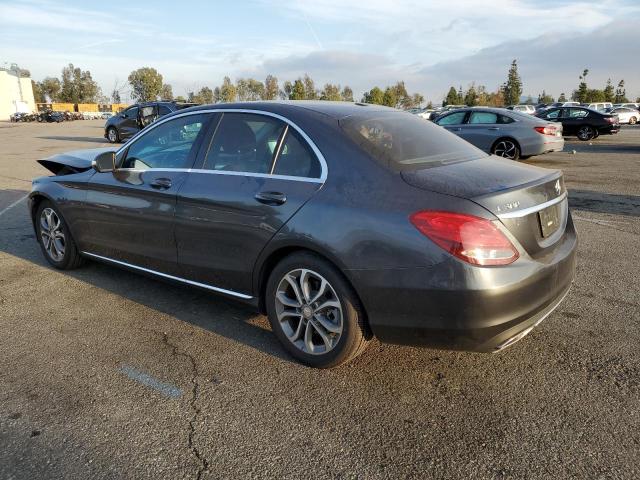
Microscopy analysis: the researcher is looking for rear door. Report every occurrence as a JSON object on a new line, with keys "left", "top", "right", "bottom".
{"left": 175, "top": 112, "right": 324, "bottom": 295}
{"left": 83, "top": 112, "right": 212, "bottom": 274}
{"left": 458, "top": 111, "right": 503, "bottom": 152}
{"left": 563, "top": 108, "right": 589, "bottom": 135}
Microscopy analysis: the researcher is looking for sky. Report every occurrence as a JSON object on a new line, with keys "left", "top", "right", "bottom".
{"left": 1, "top": 0, "right": 639, "bottom": 103}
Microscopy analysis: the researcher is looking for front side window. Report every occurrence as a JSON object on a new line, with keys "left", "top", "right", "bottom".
{"left": 120, "top": 114, "right": 208, "bottom": 170}
{"left": 468, "top": 112, "right": 498, "bottom": 124}
{"left": 436, "top": 111, "right": 467, "bottom": 125}
{"left": 203, "top": 113, "right": 285, "bottom": 174}
{"left": 273, "top": 129, "right": 321, "bottom": 178}
{"left": 123, "top": 106, "right": 138, "bottom": 119}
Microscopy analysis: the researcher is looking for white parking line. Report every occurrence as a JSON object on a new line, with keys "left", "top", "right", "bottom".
{"left": 0, "top": 194, "right": 29, "bottom": 217}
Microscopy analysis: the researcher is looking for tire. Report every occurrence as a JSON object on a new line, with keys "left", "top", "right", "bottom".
{"left": 491, "top": 138, "right": 520, "bottom": 160}
{"left": 265, "top": 252, "right": 370, "bottom": 368}
{"left": 629, "top": 117, "right": 637, "bottom": 125}
{"left": 107, "top": 127, "right": 119, "bottom": 143}
{"left": 35, "top": 200, "right": 84, "bottom": 270}
{"left": 577, "top": 125, "right": 595, "bottom": 141}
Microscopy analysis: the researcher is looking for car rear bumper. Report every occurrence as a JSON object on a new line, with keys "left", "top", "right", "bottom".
{"left": 348, "top": 215, "right": 577, "bottom": 352}
{"left": 598, "top": 125, "right": 620, "bottom": 134}
{"left": 521, "top": 135, "right": 564, "bottom": 156}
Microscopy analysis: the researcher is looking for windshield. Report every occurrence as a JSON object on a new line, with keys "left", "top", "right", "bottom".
{"left": 339, "top": 111, "right": 487, "bottom": 170}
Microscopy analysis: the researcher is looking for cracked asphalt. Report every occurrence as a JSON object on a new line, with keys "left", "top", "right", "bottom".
{"left": 0, "top": 120, "right": 639, "bottom": 479}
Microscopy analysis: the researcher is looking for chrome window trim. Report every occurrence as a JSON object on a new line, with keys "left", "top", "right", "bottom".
{"left": 497, "top": 192, "right": 568, "bottom": 219}
{"left": 115, "top": 108, "right": 328, "bottom": 183}
{"left": 81, "top": 251, "right": 253, "bottom": 300}
{"left": 113, "top": 167, "right": 323, "bottom": 183}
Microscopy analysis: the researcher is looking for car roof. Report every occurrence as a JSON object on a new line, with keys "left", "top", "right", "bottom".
{"left": 181, "top": 101, "right": 396, "bottom": 120}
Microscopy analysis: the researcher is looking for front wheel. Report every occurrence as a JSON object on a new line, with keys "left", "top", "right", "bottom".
{"left": 265, "top": 252, "right": 370, "bottom": 368}
{"left": 35, "top": 201, "right": 84, "bottom": 270}
{"left": 577, "top": 125, "right": 595, "bottom": 141}
{"left": 492, "top": 139, "right": 520, "bottom": 160}
{"left": 629, "top": 116, "right": 637, "bottom": 125}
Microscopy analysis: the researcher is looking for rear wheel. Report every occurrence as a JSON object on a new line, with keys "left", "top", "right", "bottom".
{"left": 491, "top": 139, "right": 520, "bottom": 160}
{"left": 577, "top": 125, "right": 595, "bottom": 141}
{"left": 35, "top": 201, "right": 84, "bottom": 270}
{"left": 265, "top": 252, "right": 370, "bottom": 368}
{"left": 629, "top": 116, "right": 637, "bottom": 125}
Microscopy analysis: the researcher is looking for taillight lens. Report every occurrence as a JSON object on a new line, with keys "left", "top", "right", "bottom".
{"left": 534, "top": 125, "right": 558, "bottom": 136}
{"left": 410, "top": 211, "right": 519, "bottom": 266}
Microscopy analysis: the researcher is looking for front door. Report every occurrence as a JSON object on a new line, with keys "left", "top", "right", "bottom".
{"left": 118, "top": 106, "right": 140, "bottom": 139}
{"left": 175, "top": 112, "right": 324, "bottom": 295}
{"left": 83, "top": 112, "right": 212, "bottom": 274}
{"left": 458, "top": 110, "right": 504, "bottom": 152}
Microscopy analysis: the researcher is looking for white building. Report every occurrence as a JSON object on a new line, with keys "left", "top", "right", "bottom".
{"left": 0, "top": 65, "right": 36, "bottom": 121}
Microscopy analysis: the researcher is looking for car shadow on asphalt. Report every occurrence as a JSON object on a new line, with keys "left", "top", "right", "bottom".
{"left": 36, "top": 136, "right": 107, "bottom": 143}
{"left": 0, "top": 211, "right": 296, "bottom": 365}
{"left": 568, "top": 189, "right": 640, "bottom": 217}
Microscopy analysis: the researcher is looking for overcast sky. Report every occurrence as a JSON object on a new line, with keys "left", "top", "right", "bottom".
{"left": 2, "top": 0, "right": 639, "bottom": 102}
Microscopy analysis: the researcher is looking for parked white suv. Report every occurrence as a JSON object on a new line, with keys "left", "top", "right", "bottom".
{"left": 508, "top": 105, "right": 536, "bottom": 114}
{"left": 587, "top": 102, "right": 613, "bottom": 112}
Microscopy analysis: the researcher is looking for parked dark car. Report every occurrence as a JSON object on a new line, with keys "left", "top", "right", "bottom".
{"left": 30, "top": 102, "right": 576, "bottom": 368}
{"left": 104, "top": 101, "right": 197, "bottom": 143}
{"left": 535, "top": 106, "right": 620, "bottom": 140}
{"left": 434, "top": 107, "right": 564, "bottom": 160}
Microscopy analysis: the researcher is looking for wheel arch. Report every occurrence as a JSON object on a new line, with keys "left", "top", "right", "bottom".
{"left": 253, "top": 244, "right": 371, "bottom": 336}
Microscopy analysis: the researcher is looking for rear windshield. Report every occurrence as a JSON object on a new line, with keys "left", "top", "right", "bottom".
{"left": 340, "top": 111, "right": 487, "bottom": 170}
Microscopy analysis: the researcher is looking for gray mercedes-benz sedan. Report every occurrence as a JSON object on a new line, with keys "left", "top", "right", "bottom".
{"left": 29, "top": 101, "right": 576, "bottom": 368}
{"left": 435, "top": 107, "right": 564, "bottom": 160}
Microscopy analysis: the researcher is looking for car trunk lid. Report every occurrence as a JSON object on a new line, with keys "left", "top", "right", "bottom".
{"left": 401, "top": 156, "right": 568, "bottom": 257}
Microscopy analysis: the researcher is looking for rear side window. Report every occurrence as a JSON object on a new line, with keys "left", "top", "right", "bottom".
{"left": 203, "top": 113, "right": 285, "bottom": 174}
{"left": 568, "top": 109, "right": 589, "bottom": 118}
{"left": 341, "top": 111, "right": 486, "bottom": 170}
{"left": 158, "top": 105, "right": 172, "bottom": 115}
{"left": 273, "top": 129, "right": 321, "bottom": 178}
{"left": 436, "top": 111, "right": 466, "bottom": 125}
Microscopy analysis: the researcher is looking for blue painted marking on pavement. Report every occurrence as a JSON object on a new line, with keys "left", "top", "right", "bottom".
{"left": 119, "top": 365, "right": 182, "bottom": 399}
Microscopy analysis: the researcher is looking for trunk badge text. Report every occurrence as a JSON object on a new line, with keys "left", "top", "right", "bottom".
{"left": 496, "top": 201, "right": 521, "bottom": 213}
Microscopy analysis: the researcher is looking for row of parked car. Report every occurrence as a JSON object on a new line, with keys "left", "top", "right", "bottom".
{"left": 10, "top": 111, "right": 114, "bottom": 122}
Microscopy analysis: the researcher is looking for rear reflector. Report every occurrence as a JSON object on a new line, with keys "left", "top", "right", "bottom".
{"left": 534, "top": 125, "right": 558, "bottom": 136}
{"left": 410, "top": 211, "right": 519, "bottom": 266}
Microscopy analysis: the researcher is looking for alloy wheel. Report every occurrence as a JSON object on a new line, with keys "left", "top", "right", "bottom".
{"left": 578, "top": 126, "right": 594, "bottom": 141}
{"left": 108, "top": 128, "right": 117, "bottom": 142}
{"left": 274, "top": 268, "right": 343, "bottom": 355}
{"left": 40, "top": 207, "right": 65, "bottom": 262}
{"left": 630, "top": 117, "right": 637, "bottom": 125}
{"left": 493, "top": 140, "right": 518, "bottom": 159}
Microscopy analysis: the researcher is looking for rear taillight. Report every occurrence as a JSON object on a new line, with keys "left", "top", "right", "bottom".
{"left": 410, "top": 211, "right": 519, "bottom": 266}
{"left": 605, "top": 116, "right": 616, "bottom": 123}
{"left": 534, "top": 125, "right": 558, "bottom": 136}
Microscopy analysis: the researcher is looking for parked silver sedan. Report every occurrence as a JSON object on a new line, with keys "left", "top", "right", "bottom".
{"left": 434, "top": 107, "right": 564, "bottom": 160}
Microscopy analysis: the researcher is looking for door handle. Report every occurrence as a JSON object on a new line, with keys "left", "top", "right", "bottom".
{"left": 488, "top": 127, "right": 500, "bottom": 130}
{"left": 254, "top": 191, "right": 287, "bottom": 206}
{"left": 150, "top": 177, "right": 172, "bottom": 189}
{"left": 450, "top": 127, "right": 462, "bottom": 132}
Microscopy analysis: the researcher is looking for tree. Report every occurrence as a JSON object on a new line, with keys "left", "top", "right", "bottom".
{"left": 111, "top": 89, "right": 121, "bottom": 103}
{"left": 191, "top": 86, "right": 213, "bottom": 104}
{"left": 263, "top": 75, "right": 279, "bottom": 100}
{"left": 558, "top": 92, "right": 567, "bottom": 102}
{"left": 320, "top": 83, "right": 342, "bottom": 101}
{"left": 128, "top": 67, "right": 163, "bottom": 102}
{"left": 362, "top": 86, "right": 384, "bottom": 104}
{"left": 537, "top": 90, "right": 554, "bottom": 104}
{"left": 382, "top": 87, "right": 397, "bottom": 108}
{"left": 585, "top": 89, "right": 605, "bottom": 103}
{"left": 31, "top": 80, "right": 44, "bottom": 103}
{"left": 290, "top": 79, "right": 306, "bottom": 100}
{"left": 426, "top": 101, "right": 433, "bottom": 109}
{"left": 444, "top": 86, "right": 460, "bottom": 106}
{"left": 572, "top": 69, "right": 589, "bottom": 103}
{"left": 615, "top": 79, "right": 628, "bottom": 103}
{"left": 160, "top": 84, "right": 173, "bottom": 101}
{"left": 464, "top": 84, "right": 478, "bottom": 107}
{"left": 502, "top": 59, "right": 522, "bottom": 106}
{"left": 341, "top": 86, "right": 354, "bottom": 102}
{"left": 603, "top": 79, "right": 614, "bottom": 102}
{"left": 218, "top": 76, "right": 237, "bottom": 102}
{"left": 59, "top": 63, "right": 100, "bottom": 103}
{"left": 303, "top": 74, "right": 317, "bottom": 100}
{"left": 280, "top": 81, "right": 293, "bottom": 100}
{"left": 175, "top": 95, "right": 187, "bottom": 102}
{"left": 38, "top": 77, "right": 61, "bottom": 102}
{"left": 247, "top": 78, "right": 265, "bottom": 101}
{"left": 235, "top": 78, "right": 250, "bottom": 101}
{"left": 411, "top": 93, "right": 424, "bottom": 108}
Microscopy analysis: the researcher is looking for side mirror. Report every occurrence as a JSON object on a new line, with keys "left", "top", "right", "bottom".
{"left": 92, "top": 151, "right": 116, "bottom": 173}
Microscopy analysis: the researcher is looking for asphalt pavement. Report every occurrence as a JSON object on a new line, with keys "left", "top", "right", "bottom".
{"left": 0, "top": 120, "right": 638, "bottom": 479}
